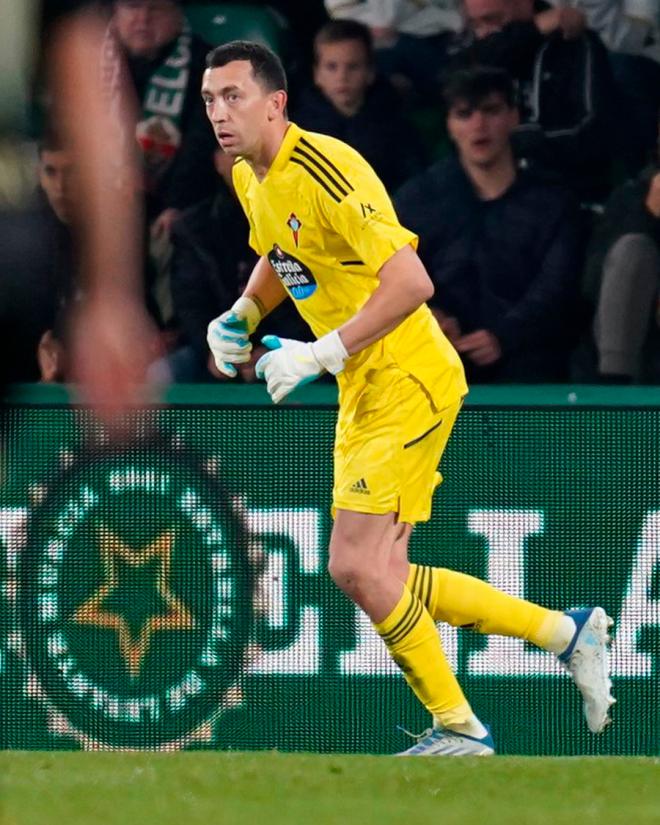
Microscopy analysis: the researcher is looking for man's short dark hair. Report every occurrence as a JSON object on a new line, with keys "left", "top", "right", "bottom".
{"left": 206, "top": 40, "right": 287, "bottom": 94}
{"left": 313, "top": 19, "right": 374, "bottom": 64}
{"left": 443, "top": 67, "right": 516, "bottom": 111}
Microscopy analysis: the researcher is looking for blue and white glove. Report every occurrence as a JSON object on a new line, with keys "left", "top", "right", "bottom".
{"left": 255, "top": 330, "right": 349, "bottom": 404}
{"left": 207, "top": 296, "right": 262, "bottom": 377}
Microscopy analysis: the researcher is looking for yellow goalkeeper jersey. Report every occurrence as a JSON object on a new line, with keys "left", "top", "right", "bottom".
{"left": 232, "top": 122, "right": 467, "bottom": 411}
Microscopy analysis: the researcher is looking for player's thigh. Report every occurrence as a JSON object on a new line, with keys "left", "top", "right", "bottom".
{"left": 333, "top": 373, "right": 408, "bottom": 517}
{"left": 333, "top": 375, "right": 462, "bottom": 523}
{"left": 329, "top": 508, "right": 400, "bottom": 578}
{"left": 397, "top": 398, "right": 462, "bottom": 525}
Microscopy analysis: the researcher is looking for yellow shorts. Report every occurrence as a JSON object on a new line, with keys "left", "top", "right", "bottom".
{"left": 332, "top": 367, "right": 463, "bottom": 524}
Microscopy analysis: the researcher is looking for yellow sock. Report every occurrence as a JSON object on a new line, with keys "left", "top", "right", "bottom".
{"left": 407, "top": 564, "right": 565, "bottom": 650}
{"left": 374, "top": 586, "right": 473, "bottom": 727}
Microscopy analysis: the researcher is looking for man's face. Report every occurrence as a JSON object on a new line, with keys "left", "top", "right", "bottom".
{"left": 447, "top": 93, "right": 518, "bottom": 167}
{"left": 313, "top": 39, "right": 374, "bottom": 116}
{"left": 201, "top": 61, "right": 285, "bottom": 159}
{"left": 38, "top": 149, "right": 74, "bottom": 223}
{"left": 113, "top": 0, "right": 183, "bottom": 58}
{"left": 463, "top": 0, "right": 514, "bottom": 39}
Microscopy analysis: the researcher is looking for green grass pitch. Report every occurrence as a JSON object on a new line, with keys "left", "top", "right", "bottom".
{"left": 2, "top": 753, "right": 658, "bottom": 825}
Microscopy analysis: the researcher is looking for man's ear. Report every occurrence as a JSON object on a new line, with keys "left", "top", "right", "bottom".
{"left": 267, "top": 90, "right": 288, "bottom": 121}
{"left": 37, "top": 330, "right": 65, "bottom": 383}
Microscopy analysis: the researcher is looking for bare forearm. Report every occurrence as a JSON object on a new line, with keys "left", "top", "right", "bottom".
{"left": 243, "top": 256, "right": 289, "bottom": 318}
{"left": 338, "top": 245, "right": 434, "bottom": 354}
{"left": 51, "top": 10, "right": 142, "bottom": 300}
{"left": 339, "top": 287, "right": 423, "bottom": 354}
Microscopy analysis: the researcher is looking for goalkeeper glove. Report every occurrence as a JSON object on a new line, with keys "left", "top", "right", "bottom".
{"left": 255, "top": 331, "right": 348, "bottom": 404}
{"left": 207, "top": 296, "right": 262, "bottom": 377}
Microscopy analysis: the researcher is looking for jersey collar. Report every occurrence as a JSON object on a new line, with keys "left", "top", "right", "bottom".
{"left": 270, "top": 121, "right": 303, "bottom": 174}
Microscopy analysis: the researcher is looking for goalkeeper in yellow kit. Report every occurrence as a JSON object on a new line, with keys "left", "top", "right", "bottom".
{"left": 202, "top": 41, "right": 614, "bottom": 755}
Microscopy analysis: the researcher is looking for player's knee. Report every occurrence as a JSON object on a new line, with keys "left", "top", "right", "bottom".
{"left": 327, "top": 550, "right": 373, "bottom": 596}
{"left": 327, "top": 552, "right": 357, "bottom": 589}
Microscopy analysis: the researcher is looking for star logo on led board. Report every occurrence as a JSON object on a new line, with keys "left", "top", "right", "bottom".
{"left": 17, "top": 434, "right": 258, "bottom": 750}
{"left": 73, "top": 526, "right": 195, "bottom": 677}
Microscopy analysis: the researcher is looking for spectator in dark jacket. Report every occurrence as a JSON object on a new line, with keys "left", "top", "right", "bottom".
{"left": 293, "top": 19, "right": 426, "bottom": 192}
{"left": 108, "top": 0, "right": 217, "bottom": 233}
{"left": 453, "top": 0, "right": 615, "bottom": 202}
{"left": 105, "top": 0, "right": 219, "bottom": 330}
{"left": 582, "top": 118, "right": 660, "bottom": 382}
{"left": 155, "top": 149, "right": 313, "bottom": 382}
{"left": 0, "top": 136, "right": 76, "bottom": 383}
{"left": 395, "top": 67, "right": 582, "bottom": 382}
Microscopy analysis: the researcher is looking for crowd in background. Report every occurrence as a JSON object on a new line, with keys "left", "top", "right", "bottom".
{"left": 3, "top": 0, "right": 660, "bottom": 387}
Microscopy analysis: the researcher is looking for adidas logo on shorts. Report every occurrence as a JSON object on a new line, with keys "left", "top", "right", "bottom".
{"left": 350, "top": 478, "right": 370, "bottom": 494}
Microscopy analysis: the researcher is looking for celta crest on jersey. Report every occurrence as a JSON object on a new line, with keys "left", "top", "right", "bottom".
{"left": 268, "top": 243, "right": 317, "bottom": 300}
{"left": 286, "top": 212, "right": 302, "bottom": 247}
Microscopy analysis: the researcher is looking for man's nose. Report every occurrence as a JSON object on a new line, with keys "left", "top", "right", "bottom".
{"left": 468, "top": 109, "right": 487, "bottom": 128}
{"left": 210, "top": 101, "right": 226, "bottom": 122}
{"left": 52, "top": 172, "right": 66, "bottom": 196}
{"left": 61, "top": 171, "right": 73, "bottom": 196}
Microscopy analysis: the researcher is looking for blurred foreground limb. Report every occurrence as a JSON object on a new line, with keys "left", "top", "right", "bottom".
{"left": 48, "top": 5, "right": 158, "bottom": 419}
